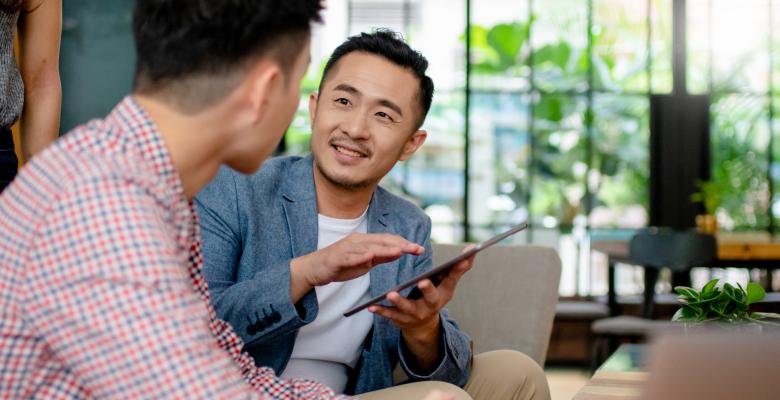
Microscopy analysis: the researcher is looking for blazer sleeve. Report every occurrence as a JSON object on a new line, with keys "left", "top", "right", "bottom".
{"left": 195, "top": 169, "right": 318, "bottom": 348}
{"left": 396, "top": 216, "right": 473, "bottom": 387}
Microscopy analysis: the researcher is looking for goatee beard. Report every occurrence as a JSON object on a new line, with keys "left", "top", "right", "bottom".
{"left": 314, "top": 157, "right": 373, "bottom": 190}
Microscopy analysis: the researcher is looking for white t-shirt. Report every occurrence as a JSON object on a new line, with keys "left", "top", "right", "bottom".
{"left": 280, "top": 209, "right": 374, "bottom": 393}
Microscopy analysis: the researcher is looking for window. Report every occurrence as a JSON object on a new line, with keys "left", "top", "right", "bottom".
{"left": 288, "top": 0, "right": 777, "bottom": 295}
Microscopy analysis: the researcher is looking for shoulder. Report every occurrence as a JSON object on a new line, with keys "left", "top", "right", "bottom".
{"left": 199, "top": 155, "right": 305, "bottom": 203}
{"left": 210, "top": 155, "right": 304, "bottom": 194}
{"left": 23, "top": 132, "right": 159, "bottom": 208}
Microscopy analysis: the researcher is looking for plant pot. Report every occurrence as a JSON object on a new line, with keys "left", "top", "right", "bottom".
{"left": 680, "top": 321, "right": 763, "bottom": 335}
{"left": 695, "top": 214, "right": 718, "bottom": 234}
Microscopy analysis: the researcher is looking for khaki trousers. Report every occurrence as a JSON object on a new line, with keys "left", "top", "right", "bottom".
{"left": 358, "top": 350, "right": 551, "bottom": 400}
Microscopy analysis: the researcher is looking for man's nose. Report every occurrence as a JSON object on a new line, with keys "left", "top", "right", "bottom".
{"left": 340, "top": 110, "right": 370, "bottom": 140}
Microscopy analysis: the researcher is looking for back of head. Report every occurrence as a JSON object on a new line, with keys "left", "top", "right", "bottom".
{"left": 0, "top": 0, "right": 23, "bottom": 14}
{"left": 132, "top": 0, "right": 323, "bottom": 113}
{"left": 319, "top": 30, "right": 434, "bottom": 128}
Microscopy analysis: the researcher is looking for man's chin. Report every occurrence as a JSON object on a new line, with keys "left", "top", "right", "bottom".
{"left": 327, "top": 174, "right": 373, "bottom": 190}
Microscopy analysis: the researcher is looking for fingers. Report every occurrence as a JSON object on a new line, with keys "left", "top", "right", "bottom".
{"left": 340, "top": 233, "right": 425, "bottom": 266}
{"left": 370, "top": 282, "right": 441, "bottom": 324}
{"left": 385, "top": 291, "right": 419, "bottom": 320}
{"left": 436, "top": 246, "right": 477, "bottom": 294}
{"left": 416, "top": 279, "right": 442, "bottom": 308}
{"left": 348, "top": 233, "right": 425, "bottom": 256}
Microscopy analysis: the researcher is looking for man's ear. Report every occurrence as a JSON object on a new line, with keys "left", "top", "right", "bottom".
{"left": 308, "top": 92, "right": 319, "bottom": 127}
{"left": 399, "top": 129, "right": 427, "bottom": 161}
{"left": 244, "top": 61, "right": 281, "bottom": 125}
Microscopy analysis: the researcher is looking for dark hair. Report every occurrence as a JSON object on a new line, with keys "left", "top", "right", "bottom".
{"left": 132, "top": 0, "right": 323, "bottom": 112}
{"left": 0, "top": 0, "right": 23, "bottom": 14}
{"left": 319, "top": 30, "right": 434, "bottom": 128}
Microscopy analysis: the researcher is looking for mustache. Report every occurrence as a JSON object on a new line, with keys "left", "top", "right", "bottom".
{"left": 329, "top": 137, "right": 371, "bottom": 157}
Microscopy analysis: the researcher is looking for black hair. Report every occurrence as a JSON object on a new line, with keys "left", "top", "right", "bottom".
{"left": 319, "top": 30, "right": 434, "bottom": 128}
{"left": 0, "top": 0, "right": 23, "bottom": 14}
{"left": 132, "top": 0, "right": 323, "bottom": 111}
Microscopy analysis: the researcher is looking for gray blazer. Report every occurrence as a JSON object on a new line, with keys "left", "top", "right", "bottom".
{"left": 195, "top": 154, "right": 472, "bottom": 395}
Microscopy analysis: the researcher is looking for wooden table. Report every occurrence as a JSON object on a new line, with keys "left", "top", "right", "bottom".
{"left": 573, "top": 344, "right": 647, "bottom": 400}
{"left": 592, "top": 234, "right": 780, "bottom": 315}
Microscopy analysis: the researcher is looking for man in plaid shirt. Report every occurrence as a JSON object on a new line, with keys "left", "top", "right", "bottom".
{"left": 0, "top": 1, "right": 452, "bottom": 399}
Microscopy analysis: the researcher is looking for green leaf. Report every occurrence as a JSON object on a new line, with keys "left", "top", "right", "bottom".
{"left": 702, "top": 279, "right": 719, "bottom": 297}
{"left": 534, "top": 42, "right": 571, "bottom": 70}
{"left": 487, "top": 23, "right": 527, "bottom": 67}
{"left": 673, "top": 306, "right": 698, "bottom": 321}
{"left": 724, "top": 284, "right": 746, "bottom": 304}
{"left": 746, "top": 282, "right": 766, "bottom": 305}
{"left": 466, "top": 24, "right": 502, "bottom": 73}
{"left": 535, "top": 95, "right": 564, "bottom": 122}
{"left": 674, "top": 286, "right": 699, "bottom": 300}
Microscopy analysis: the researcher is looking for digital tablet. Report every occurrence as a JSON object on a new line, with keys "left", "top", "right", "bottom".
{"left": 343, "top": 222, "right": 529, "bottom": 317}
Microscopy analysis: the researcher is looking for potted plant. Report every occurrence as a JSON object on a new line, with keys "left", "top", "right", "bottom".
{"left": 689, "top": 180, "right": 721, "bottom": 234}
{"left": 673, "top": 278, "right": 780, "bottom": 331}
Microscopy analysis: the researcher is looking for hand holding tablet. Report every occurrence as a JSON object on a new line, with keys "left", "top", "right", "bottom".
{"left": 344, "top": 222, "right": 529, "bottom": 317}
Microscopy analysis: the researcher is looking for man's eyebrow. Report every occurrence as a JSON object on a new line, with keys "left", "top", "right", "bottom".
{"left": 333, "top": 83, "right": 404, "bottom": 117}
{"left": 377, "top": 99, "right": 403, "bottom": 117}
{"left": 333, "top": 83, "right": 360, "bottom": 95}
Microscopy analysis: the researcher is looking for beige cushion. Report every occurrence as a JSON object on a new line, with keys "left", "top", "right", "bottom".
{"left": 435, "top": 243, "right": 561, "bottom": 366}
{"left": 555, "top": 301, "right": 610, "bottom": 319}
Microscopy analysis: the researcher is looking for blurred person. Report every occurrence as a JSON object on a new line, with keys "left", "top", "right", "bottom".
{"left": 0, "top": 0, "right": 61, "bottom": 191}
{"left": 197, "top": 31, "right": 550, "bottom": 400}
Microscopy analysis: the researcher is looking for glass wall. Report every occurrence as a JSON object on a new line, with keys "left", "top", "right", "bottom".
{"left": 287, "top": 0, "right": 778, "bottom": 295}
{"left": 688, "top": 0, "right": 773, "bottom": 232}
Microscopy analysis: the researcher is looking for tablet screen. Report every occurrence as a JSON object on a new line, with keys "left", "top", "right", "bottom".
{"left": 343, "top": 222, "right": 528, "bottom": 317}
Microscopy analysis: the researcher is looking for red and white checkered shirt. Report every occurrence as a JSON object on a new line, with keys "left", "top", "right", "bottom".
{"left": 0, "top": 97, "right": 349, "bottom": 399}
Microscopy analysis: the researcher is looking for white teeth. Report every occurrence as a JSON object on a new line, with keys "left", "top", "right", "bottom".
{"left": 335, "top": 145, "right": 365, "bottom": 158}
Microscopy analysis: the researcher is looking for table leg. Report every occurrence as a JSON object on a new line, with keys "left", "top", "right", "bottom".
{"left": 608, "top": 259, "right": 618, "bottom": 316}
{"left": 643, "top": 268, "right": 659, "bottom": 319}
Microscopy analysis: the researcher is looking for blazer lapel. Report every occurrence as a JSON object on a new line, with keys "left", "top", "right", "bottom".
{"left": 280, "top": 155, "right": 319, "bottom": 258}
{"left": 279, "top": 156, "right": 398, "bottom": 296}
{"left": 366, "top": 191, "right": 397, "bottom": 297}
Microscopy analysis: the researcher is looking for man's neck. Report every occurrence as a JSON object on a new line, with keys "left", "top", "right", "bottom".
{"left": 134, "top": 94, "right": 224, "bottom": 199}
{"left": 313, "top": 162, "right": 375, "bottom": 219}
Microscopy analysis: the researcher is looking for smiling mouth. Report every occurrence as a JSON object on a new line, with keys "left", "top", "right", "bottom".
{"left": 332, "top": 144, "right": 368, "bottom": 158}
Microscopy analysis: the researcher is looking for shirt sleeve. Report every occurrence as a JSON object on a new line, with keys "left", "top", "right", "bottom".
{"left": 23, "top": 174, "right": 263, "bottom": 399}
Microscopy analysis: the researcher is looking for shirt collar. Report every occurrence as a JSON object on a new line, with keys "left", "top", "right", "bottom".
{"left": 106, "top": 96, "right": 195, "bottom": 244}
{"left": 107, "top": 95, "right": 182, "bottom": 195}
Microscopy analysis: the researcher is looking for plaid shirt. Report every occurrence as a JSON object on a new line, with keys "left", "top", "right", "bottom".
{"left": 0, "top": 97, "right": 349, "bottom": 399}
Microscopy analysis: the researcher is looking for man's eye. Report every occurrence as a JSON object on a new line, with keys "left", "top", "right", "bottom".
{"left": 376, "top": 111, "right": 393, "bottom": 121}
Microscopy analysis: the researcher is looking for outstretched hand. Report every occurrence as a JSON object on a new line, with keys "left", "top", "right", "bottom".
{"left": 289, "top": 233, "right": 424, "bottom": 302}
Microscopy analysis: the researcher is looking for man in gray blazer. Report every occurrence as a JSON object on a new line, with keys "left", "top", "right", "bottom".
{"left": 196, "top": 31, "right": 550, "bottom": 400}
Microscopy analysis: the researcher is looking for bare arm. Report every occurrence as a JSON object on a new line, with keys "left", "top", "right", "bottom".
{"left": 18, "top": 0, "right": 61, "bottom": 161}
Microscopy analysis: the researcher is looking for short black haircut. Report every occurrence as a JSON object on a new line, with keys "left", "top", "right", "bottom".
{"left": 319, "top": 30, "right": 434, "bottom": 129}
{"left": 132, "top": 0, "right": 323, "bottom": 112}
{"left": 0, "top": 0, "right": 23, "bottom": 14}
